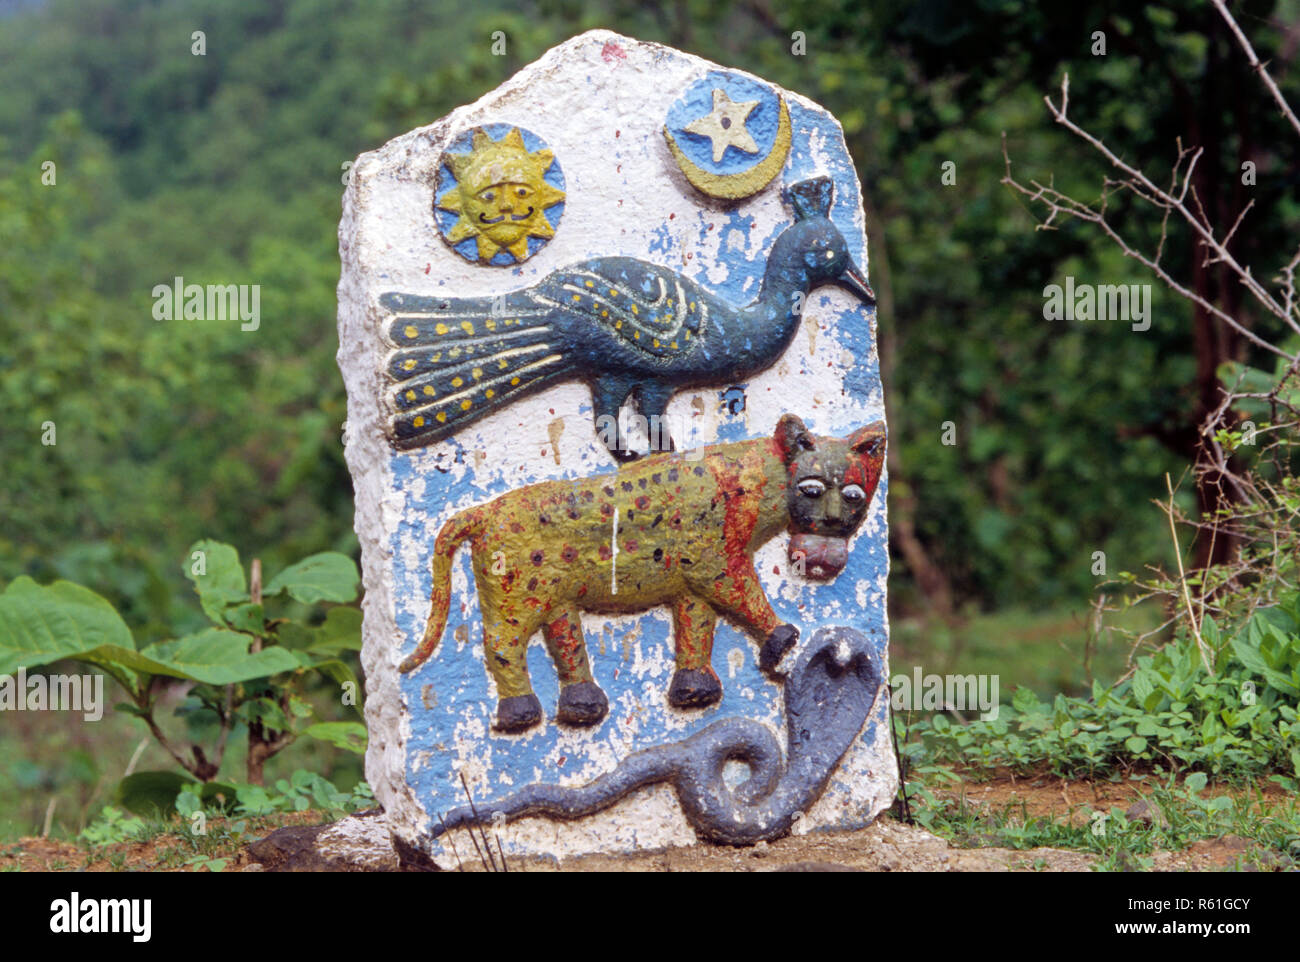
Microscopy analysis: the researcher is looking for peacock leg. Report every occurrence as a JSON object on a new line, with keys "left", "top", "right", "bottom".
{"left": 632, "top": 380, "right": 678, "bottom": 453}
{"left": 589, "top": 374, "right": 638, "bottom": 461}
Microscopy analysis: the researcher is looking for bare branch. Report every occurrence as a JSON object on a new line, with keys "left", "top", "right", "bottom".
{"left": 1212, "top": 0, "right": 1300, "bottom": 139}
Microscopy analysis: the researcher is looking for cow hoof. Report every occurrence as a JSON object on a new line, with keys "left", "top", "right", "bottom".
{"left": 668, "top": 668, "right": 722, "bottom": 708}
{"left": 556, "top": 681, "right": 609, "bottom": 726}
{"left": 759, "top": 624, "right": 799, "bottom": 675}
{"left": 494, "top": 694, "right": 543, "bottom": 733}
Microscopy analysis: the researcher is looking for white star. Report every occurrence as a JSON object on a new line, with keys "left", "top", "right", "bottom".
{"left": 683, "top": 88, "right": 760, "bottom": 164}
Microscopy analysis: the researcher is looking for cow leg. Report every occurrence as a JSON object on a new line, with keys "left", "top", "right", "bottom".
{"left": 700, "top": 566, "right": 799, "bottom": 676}
{"left": 543, "top": 608, "right": 608, "bottom": 726}
{"left": 482, "top": 614, "right": 542, "bottom": 733}
{"left": 667, "top": 596, "right": 722, "bottom": 708}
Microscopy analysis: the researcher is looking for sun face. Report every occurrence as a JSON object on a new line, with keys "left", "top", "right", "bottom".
{"left": 437, "top": 127, "right": 565, "bottom": 264}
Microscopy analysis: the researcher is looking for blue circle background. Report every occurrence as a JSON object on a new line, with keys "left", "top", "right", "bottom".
{"left": 434, "top": 123, "right": 566, "bottom": 266}
{"left": 665, "top": 71, "right": 782, "bottom": 175}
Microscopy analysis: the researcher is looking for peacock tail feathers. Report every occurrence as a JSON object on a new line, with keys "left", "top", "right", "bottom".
{"left": 381, "top": 291, "right": 572, "bottom": 448}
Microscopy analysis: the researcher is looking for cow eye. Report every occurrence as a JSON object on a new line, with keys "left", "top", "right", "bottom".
{"left": 797, "top": 479, "right": 826, "bottom": 498}
{"left": 842, "top": 484, "right": 866, "bottom": 504}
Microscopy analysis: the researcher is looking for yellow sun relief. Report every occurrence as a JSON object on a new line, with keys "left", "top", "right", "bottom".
{"left": 437, "top": 127, "right": 565, "bottom": 264}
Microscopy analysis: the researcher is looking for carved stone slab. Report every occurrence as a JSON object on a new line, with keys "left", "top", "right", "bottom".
{"left": 337, "top": 29, "right": 893, "bottom": 867}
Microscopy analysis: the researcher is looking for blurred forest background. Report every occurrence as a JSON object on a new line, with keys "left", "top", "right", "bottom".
{"left": 2, "top": 0, "right": 1297, "bottom": 836}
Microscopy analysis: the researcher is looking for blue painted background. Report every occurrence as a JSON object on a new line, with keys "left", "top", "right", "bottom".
{"left": 392, "top": 96, "right": 889, "bottom": 837}
{"left": 664, "top": 71, "right": 783, "bottom": 175}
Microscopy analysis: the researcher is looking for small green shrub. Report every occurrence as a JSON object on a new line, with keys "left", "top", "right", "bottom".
{"left": 0, "top": 541, "right": 366, "bottom": 793}
{"left": 898, "top": 591, "right": 1300, "bottom": 779}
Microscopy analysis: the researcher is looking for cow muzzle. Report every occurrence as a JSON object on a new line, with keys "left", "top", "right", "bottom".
{"left": 789, "top": 534, "right": 849, "bottom": 580}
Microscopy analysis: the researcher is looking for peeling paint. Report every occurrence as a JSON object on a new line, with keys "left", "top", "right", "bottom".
{"left": 337, "top": 30, "right": 895, "bottom": 866}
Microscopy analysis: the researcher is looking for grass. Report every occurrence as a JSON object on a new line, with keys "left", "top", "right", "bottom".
{"left": 889, "top": 602, "right": 1154, "bottom": 700}
{"left": 0, "top": 808, "right": 336, "bottom": 872}
{"left": 899, "top": 765, "right": 1300, "bottom": 871}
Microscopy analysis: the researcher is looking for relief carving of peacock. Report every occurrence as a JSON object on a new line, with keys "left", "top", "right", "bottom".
{"left": 380, "top": 176, "right": 874, "bottom": 460}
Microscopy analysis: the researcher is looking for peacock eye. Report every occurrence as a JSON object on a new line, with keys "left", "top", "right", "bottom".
{"left": 798, "top": 479, "right": 826, "bottom": 498}
{"left": 842, "top": 484, "right": 866, "bottom": 504}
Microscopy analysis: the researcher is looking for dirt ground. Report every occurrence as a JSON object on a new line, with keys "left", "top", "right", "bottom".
{"left": 2, "top": 773, "right": 1290, "bottom": 872}
{"left": 930, "top": 769, "right": 1293, "bottom": 824}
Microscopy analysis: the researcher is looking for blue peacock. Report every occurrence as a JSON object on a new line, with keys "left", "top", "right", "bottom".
{"left": 381, "top": 176, "right": 874, "bottom": 460}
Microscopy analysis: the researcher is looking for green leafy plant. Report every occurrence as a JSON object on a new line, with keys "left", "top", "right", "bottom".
{"left": 78, "top": 806, "right": 145, "bottom": 846}
{"left": 0, "top": 541, "right": 366, "bottom": 792}
{"left": 901, "top": 590, "right": 1300, "bottom": 780}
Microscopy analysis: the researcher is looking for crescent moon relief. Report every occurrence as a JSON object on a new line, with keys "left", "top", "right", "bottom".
{"left": 664, "top": 93, "right": 791, "bottom": 201}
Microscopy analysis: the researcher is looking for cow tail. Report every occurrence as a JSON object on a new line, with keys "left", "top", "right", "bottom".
{"left": 398, "top": 509, "right": 484, "bottom": 673}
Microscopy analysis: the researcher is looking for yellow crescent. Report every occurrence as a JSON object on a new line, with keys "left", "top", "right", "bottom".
{"left": 663, "top": 96, "right": 791, "bottom": 200}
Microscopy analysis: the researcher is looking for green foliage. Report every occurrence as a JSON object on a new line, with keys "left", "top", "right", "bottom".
{"left": 0, "top": 542, "right": 365, "bottom": 789}
{"left": 80, "top": 771, "right": 373, "bottom": 871}
{"left": 899, "top": 593, "right": 1300, "bottom": 779}
{"left": 231, "top": 770, "right": 375, "bottom": 817}
{"left": 5, "top": 0, "right": 1286, "bottom": 615}
{"left": 78, "top": 806, "right": 145, "bottom": 847}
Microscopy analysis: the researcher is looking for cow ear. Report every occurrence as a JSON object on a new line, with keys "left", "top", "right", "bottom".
{"left": 849, "top": 421, "right": 886, "bottom": 458}
{"left": 775, "top": 414, "right": 816, "bottom": 463}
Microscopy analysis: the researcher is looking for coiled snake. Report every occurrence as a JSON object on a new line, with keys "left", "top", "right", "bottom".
{"left": 433, "top": 625, "right": 883, "bottom": 846}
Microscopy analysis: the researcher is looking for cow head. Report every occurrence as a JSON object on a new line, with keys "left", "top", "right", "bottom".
{"left": 774, "top": 414, "right": 886, "bottom": 580}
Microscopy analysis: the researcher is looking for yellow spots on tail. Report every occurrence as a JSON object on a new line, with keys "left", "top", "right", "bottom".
{"left": 472, "top": 367, "right": 483, "bottom": 379}
{"left": 413, "top": 415, "right": 425, "bottom": 428}
{"left": 404, "top": 325, "right": 418, "bottom": 339}
{"left": 572, "top": 294, "right": 581, "bottom": 303}
{"left": 498, "top": 358, "right": 508, "bottom": 369}
{"left": 437, "top": 412, "right": 447, "bottom": 423}
{"left": 405, "top": 390, "right": 416, "bottom": 401}
{"left": 451, "top": 376, "right": 464, "bottom": 388}
{"left": 460, "top": 399, "right": 472, "bottom": 411}
{"left": 460, "top": 321, "right": 475, "bottom": 335}
{"left": 435, "top": 322, "right": 449, "bottom": 335}
{"left": 585, "top": 280, "right": 594, "bottom": 288}
{"left": 631, "top": 304, "right": 638, "bottom": 315}
{"left": 403, "top": 359, "right": 416, "bottom": 371}
{"left": 486, "top": 388, "right": 495, "bottom": 399}
{"left": 511, "top": 376, "right": 521, "bottom": 386}
{"left": 486, "top": 318, "right": 496, "bottom": 331}
{"left": 423, "top": 385, "right": 436, "bottom": 396}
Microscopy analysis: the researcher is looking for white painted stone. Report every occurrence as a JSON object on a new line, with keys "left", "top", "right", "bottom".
{"left": 337, "top": 29, "right": 894, "bottom": 868}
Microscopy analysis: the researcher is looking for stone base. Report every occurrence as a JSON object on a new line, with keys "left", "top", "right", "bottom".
{"left": 243, "top": 811, "right": 1113, "bottom": 872}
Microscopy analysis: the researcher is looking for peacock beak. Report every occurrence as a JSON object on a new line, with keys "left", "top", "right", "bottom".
{"left": 838, "top": 261, "right": 876, "bottom": 305}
